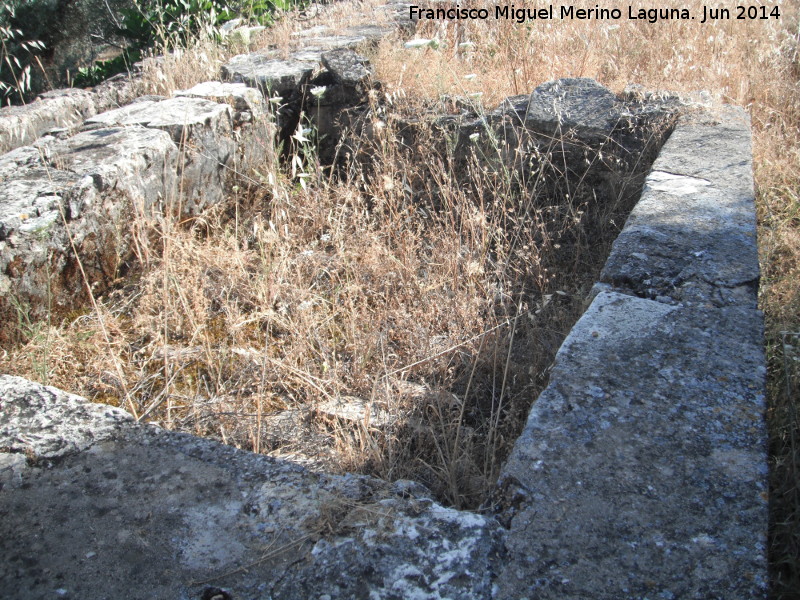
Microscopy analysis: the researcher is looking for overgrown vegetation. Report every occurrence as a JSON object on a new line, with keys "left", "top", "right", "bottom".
{"left": 0, "top": 0, "right": 299, "bottom": 96}
{"left": 0, "top": 0, "right": 798, "bottom": 596}
{"left": 72, "top": 0, "right": 301, "bottom": 86}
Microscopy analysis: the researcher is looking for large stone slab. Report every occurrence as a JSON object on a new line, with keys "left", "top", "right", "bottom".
{"left": 494, "top": 291, "right": 768, "bottom": 599}
{"left": 600, "top": 106, "right": 758, "bottom": 307}
{"left": 0, "top": 375, "right": 501, "bottom": 600}
{"left": 0, "top": 127, "right": 178, "bottom": 339}
{"left": 172, "top": 81, "right": 278, "bottom": 175}
{"left": 174, "top": 81, "right": 268, "bottom": 123}
{"left": 222, "top": 52, "right": 320, "bottom": 98}
{"left": 86, "top": 96, "right": 235, "bottom": 212}
{"left": 498, "top": 77, "right": 627, "bottom": 142}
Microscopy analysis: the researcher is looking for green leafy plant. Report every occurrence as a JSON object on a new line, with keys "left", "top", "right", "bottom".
{"left": 118, "top": 0, "right": 229, "bottom": 47}
{"left": 73, "top": 0, "right": 301, "bottom": 88}
{"left": 73, "top": 50, "right": 142, "bottom": 88}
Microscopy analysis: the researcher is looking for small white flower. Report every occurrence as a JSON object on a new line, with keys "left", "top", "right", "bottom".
{"left": 292, "top": 126, "right": 313, "bottom": 144}
{"left": 469, "top": 132, "right": 480, "bottom": 142}
{"left": 310, "top": 86, "right": 327, "bottom": 98}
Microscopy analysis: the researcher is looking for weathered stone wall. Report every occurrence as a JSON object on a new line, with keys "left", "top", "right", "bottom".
{"left": 494, "top": 106, "right": 767, "bottom": 599}
{"left": 0, "top": 2, "right": 767, "bottom": 598}
{"left": 0, "top": 78, "right": 273, "bottom": 341}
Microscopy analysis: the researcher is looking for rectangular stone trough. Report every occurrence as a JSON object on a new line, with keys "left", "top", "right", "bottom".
{"left": 0, "top": 18, "right": 768, "bottom": 595}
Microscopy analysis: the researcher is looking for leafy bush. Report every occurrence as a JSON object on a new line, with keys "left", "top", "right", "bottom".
{"left": 72, "top": 0, "right": 300, "bottom": 87}
{"left": 119, "top": 0, "right": 297, "bottom": 47}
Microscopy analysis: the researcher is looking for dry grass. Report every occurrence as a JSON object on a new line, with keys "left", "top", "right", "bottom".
{"left": 2, "top": 109, "right": 648, "bottom": 505}
{"left": 1, "top": 0, "right": 798, "bottom": 594}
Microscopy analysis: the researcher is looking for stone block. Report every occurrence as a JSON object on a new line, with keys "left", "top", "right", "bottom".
{"left": 86, "top": 96, "right": 235, "bottom": 212}
{"left": 0, "top": 127, "right": 178, "bottom": 339}
{"left": 173, "top": 81, "right": 277, "bottom": 176}
{"left": 222, "top": 52, "right": 320, "bottom": 98}
{"left": 601, "top": 107, "right": 758, "bottom": 307}
{"left": 0, "top": 88, "right": 97, "bottom": 154}
{"left": 0, "top": 374, "right": 501, "bottom": 599}
{"left": 494, "top": 291, "right": 768, "bottom": 599}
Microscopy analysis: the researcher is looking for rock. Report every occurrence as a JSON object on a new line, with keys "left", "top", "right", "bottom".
{"left": 308, "top": 48, "right": 375, "bottom": 163}
{"left": 85, "top": 96, "right": 235, "bottom": 212}
{"left": 291, "top": 23, "right": 394, "bottom": 49}
{"left": 601, "top": 106, "right": 758, "bottom": 307}
{"left": 171, "top": 81, "right": 278, "bottom": 178}
{"left": 488, "top": 78, "right": 673, "bottom": 184}
{"left": 494, "top": 291, "right": 768, "bottom": 599}
{"left": 0, "top": 375, "right": 133, "bottom": 459}
{"left": 222, "top": 23, "right": 390, "bottom": 158}
{"left": 90, "top": 71, "right": 147, "bottom": 112}
{"left": 0, "top": 126, "right": 178, "bottom": 339}
{"left": 497, "top": 77, "right": 627, "bottom": 142}
{"left": 221, "top": 51, "right": 320, "bottom": 146}
{"left": 0, "top": 88, "right": 97, "bottom": 154}
{"left": 315, "top": 396, "right": 397, "bottom": 428}
{"left": 0, "top": 374, "right": 502, "bottom": 599}
{"left": 321, "top": 48, "right": 373, "bottom": 87}
{"left": 222, "top": 52, "right": 320, "bottom": 99}
{"left": 174, "top": 81, "right": 268, "bottom": 123}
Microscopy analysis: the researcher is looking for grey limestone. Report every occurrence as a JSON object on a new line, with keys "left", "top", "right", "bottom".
{"left": 0, "top": 375, "right": 501, "bottom": 600}
{"left": 321, "top": 48, "right": 374, "bottom": 87}
{"left": 601, "top": 106, "right": 758, "bottom": 307}
{"left": 494, "top": 291, "right": 768, "bottom": 599}
{"left": 173, "top": 81, "right": 269, "bottom": 122}
{"left": 0, "top": 126, "right": 178, "bottom": 337}
{"left": 0, "top": 89, "right": 97, "bottom": 155}
{"left": 493, "top": 99, "right": 766, "bottom": 599}
{"left": 86, "top": 96, "right": 236, "bottom": 213}
{"left": 222, "top": 52, "right": 320, "bottom": 98}
{"left": 499, "top": 77, "right": 626, "bottom": 142}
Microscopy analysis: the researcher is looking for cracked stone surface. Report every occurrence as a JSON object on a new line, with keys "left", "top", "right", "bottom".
{"left": 494, "top": 291, "right": 768, "bottom": 600}
{"left": 173, "top": 81, "right": 269, "bottom": 122}
{"left": 0, "top": 127, "right": 178, "bottom": 339}
{"left": 497, "top": 78, "right": 631, "bottom": 142}
{"left": 85, "top": 96, "right": 235, "bottom": 213}
{"left": 494, "top": 101, "right": 766, "bottom": 599}
{"left": 600, "top": 106, "right": 758, "bottom": 307}
{"left": 0, "top": 89, "right": 97, "bottom": 154}
{"left": 222, "top": 52, "right": 320, "bottom": 98}
{"left": 0, "top": 375, "right": 502, "bottom": 600}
